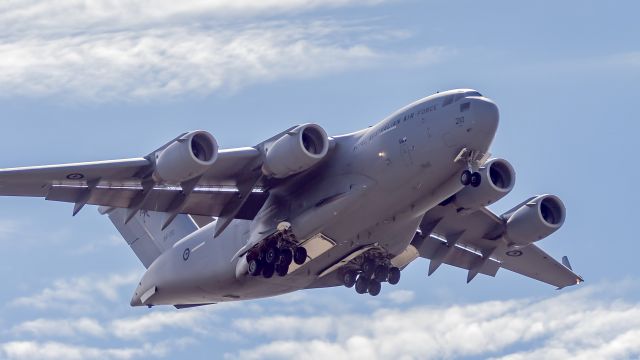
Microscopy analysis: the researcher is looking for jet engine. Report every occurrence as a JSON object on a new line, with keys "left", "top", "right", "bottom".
{"left": 262, "top": 124, "right": 329, "bottom": 178}
{"left": 454, "top": 158, "right": 515, "bottom": 209}
{"left": 504, "top": 195, "right": 566, "bottom": 247}
{"left": 153, "top": 131, "right": 218, "bottom": 184}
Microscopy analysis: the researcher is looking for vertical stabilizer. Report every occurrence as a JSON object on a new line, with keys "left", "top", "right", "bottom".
{"left": 100, "top": 207, "right": 202, "bottom": 268}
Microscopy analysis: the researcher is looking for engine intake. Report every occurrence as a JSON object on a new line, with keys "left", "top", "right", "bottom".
{"left": 262, "top": 124, "right": 329, "bottom": 178}
{"left": 455, "top": 158, "right": 515, "bottom": 209}
{"left": 504, "top": 194, "right": 566, "bottom": 247}
{"left": 153, "top": 131, "right": 218, "bottom": 184}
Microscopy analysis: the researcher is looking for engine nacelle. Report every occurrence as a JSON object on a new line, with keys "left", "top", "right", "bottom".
{"left": 455, "top": 158, "right": 516, "bottom": 209}
{"left": 504, "top": 194, "right": 566, "bottom": 247}
{"left": 262, "top": 124, "right": 329, "bottom": 179}
{"left": 153, "top": 131, "right": 218, "bottom": 184}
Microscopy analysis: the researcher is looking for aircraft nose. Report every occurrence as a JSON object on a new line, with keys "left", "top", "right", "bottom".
{"left": 470, "top": 97, "right": 499, "bottom": 136}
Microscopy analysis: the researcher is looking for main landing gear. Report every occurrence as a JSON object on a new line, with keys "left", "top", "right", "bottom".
{"left": 247, "top": 225, "right": 308, "bottom": 279}
{"left": 460, "top": 169, "right": 481, "bottom": 187}
{"left": 342, "top": 255, "right": 401, "bottom": 297}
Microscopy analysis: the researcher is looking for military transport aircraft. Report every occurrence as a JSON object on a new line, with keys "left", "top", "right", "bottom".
{"left": 0, "top": 89, "right": 582, "bottom": 307}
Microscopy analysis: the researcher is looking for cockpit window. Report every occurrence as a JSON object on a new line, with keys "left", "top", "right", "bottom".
{"left": 466, "top": 91, "right": 482, "bottom": 97}
{"left": 442, "top": 95, "right": 454, "bottom": 107}
{"left": 454, "top": 93, "right": 466, "bottom": 101}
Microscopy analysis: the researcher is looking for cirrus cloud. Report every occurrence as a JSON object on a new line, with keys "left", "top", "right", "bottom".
{"left": 0, "top": 0, "right": 450, "bottom": 101}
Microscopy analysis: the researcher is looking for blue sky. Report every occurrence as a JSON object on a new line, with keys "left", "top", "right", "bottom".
{"left": 1, "top": 0, "right": 639, "bottom": 359}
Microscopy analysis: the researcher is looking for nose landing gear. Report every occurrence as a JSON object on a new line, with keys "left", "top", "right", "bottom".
{"left": 456, "top": 147, "right": 488, "bottom": 188}
{"left": 460, "top": 169, "right": 481, "bottom": 187}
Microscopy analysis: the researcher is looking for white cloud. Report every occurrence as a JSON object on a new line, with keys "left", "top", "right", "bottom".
{"left": 110, "top": 310, "right": 206, "bottom": 339}
{"left": 0, "top": 0, "right": 388, "bottom": 35}
{"left": 386, "top": 289, "right": 415, "bottom": 304}
{"left": 0, "top": 1, "right": 450, "bottom": 100}
{"left": 10, "top": 272, "right": 139, "bottom": 312}
{"left": 0, "top": 340, "right": 169, "bottom": 360}
{"left": 226, "top": 285, "right": 640, "bottom": 360}
{"left": 11, "top": 318, "right": 106, "bottom": 338}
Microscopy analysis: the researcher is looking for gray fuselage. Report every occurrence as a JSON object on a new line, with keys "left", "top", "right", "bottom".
{"left": 131, "top": 89, "right": 499, "bottom": 306}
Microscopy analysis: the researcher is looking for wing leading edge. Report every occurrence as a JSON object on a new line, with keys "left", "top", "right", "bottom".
{"left": 0, "top": 147, "right": 267, "bottom": 219}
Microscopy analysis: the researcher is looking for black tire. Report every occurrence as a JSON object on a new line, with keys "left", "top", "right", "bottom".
{"left": 355, "top": 275, "right": 369, "bottom": 294}
{"left": 293, "top": 247, "right": 307, "bottom": 265}
{"left": 461, "top": 170, "right": 472, "bottom": 186}
{"left": 246, "top": 249, "right": 260, "bottom": 262}
{"left": 374, "top": 265, "right": 389, "bottom": 282}
{"left": 265, "top": 246, "right": 278, "bottom": 265}
{"left": 343, "top": 270, "right": 357, "bottom": 288}
{"left": 279, "top": 248, "right": 293, "bottom": 266}
{"left": 262, "top": 263, "right": 275, "bottom": 279}
{"left": 368, "top": 280, "right": 382, "bottom": 296}
{"left": 470, "top": 172, "right": 481, "bottom": 187}
{"left": 275, "top": 263, "right": 289, "bottom": 277}
{"left": 388, "top": 267, "right": 401, "bottom": 285}
{"left": 248, "top": 259, "right": 263, "bottom": 276}
{"left": 362, "top": 259, "right": 376, "bottom": 278}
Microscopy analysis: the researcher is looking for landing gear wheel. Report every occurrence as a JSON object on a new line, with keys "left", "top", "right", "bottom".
{"left": 470, "top": 172, "right": 481, "bottom": 187}
{"left": 374, "top": 265, "right": 389, "bottom": 282}
{"left": 367, "top": 280, "right": 382, "bottom": 296}
{"left": 246, "top": 249, "right": 260, "bottom": 263}
{"left": 343, "top": 270, "right": 357, "bottom": 288}
{"left": 293, "top": 247, "right": 307, "bottom": 265}
{"left": 388, "top": 267, "right": 401, "bottom": 285}
{"left": 278, "top": 248, "right": 293, "bottom": 266}
{"left": 262, "top": 263, "right": 275, "bottom": 279}
{"left": 355, "top": 275, "right": 369, "bottom": 294}
{"left": 248, "top": 259, "right": 263, "bottom": 276}
{"left": 461, "top": 170, "right": 472, "bottom": 186}
{"left": 275, "top": 263, "right": 289, "bottom": 277}
{"left": 264, "top": 246, "right": 278, "bottom": 265}
{"left": 362, "top": 259, "right": 376, "bottom": 278}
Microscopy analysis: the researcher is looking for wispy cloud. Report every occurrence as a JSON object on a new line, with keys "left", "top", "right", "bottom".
{"left": 0, "top": 0, "right": 388, "bottom": 34}
{"left": 10, "top": 272, "right": 139, "bottom": 312}
{"left": 6, "top": 281, "right": 640, "bottom": 360}
{"left": 226, "top": 284, "right": 640, "bottom": 360}
{"left": 0, "top": 0, "right": 450, "bottom": 100}
{"left": 11, "top": 318, "right": 106, "bottom": 338}
{"left": 0, "top": 340, "right": 179, "bottom": 360}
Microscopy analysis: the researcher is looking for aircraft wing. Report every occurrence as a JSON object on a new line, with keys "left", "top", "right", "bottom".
{"left": 415, "top": 201, "right": 583, "bottom": 288}
{"left": 0, "top": 146, "right": 267, "bottom": 219}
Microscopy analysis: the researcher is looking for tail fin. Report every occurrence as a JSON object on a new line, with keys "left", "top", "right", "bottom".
{"left": 99, "top": 207, "right": 205, "bottom": 268}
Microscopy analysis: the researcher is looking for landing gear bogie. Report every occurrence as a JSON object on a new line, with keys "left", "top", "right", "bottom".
{"left": 343, "top": 270, "right": 357, "bottom": 288}
{"left": 245, "top": 223, "right": 305, "bottom": 278}
{"left": 248, "top": 259, "right": 263, "bottom": 276}
{"left": 374, "top": 265, "right": 389, "bottom": 282}
{"left": 367, "top": 280, "right": 381, "bottom": 296}
{"left": 355, "top": 275, "right": 369, "bottom": 294}
{"left": 293, "top": 246, "right": 307, "bottom": 265}
{"left": 262, "top": 263, "right": 275, "bottom": 279}
{"left": 388, "top": 267, "right": 401, "bottom": 285}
